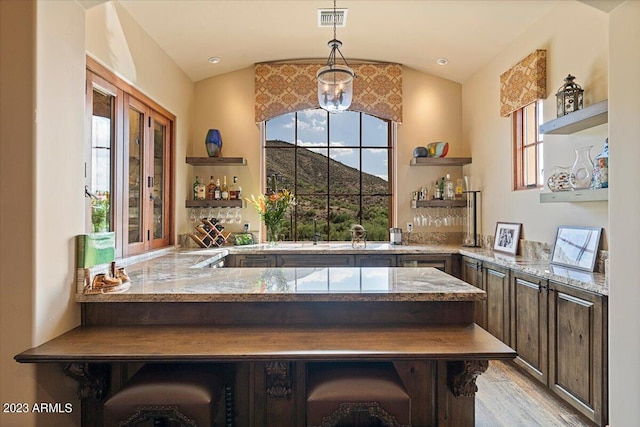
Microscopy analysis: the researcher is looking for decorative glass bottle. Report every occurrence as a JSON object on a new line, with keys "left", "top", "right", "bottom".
{"left": 569, "top": 146, "right": 594, "bottom": 190}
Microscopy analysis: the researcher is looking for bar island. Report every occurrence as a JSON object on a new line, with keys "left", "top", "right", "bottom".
{"left": 16, "top": 252, "right": 516, "bottom": 426}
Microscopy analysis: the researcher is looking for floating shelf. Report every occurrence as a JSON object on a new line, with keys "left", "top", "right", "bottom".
{"left": 539, "top": 100, "right": 608, "bottom": 135}
{"left": 411, "top": 199, "right": 467, "bottom": 208}
{"left": 186, "top": 199, "right": 244, "bottom": 208}
{"left": 539, "top": 188, "right": 608, "bottom": 203}
{"left": 186, "top": 157, "right": 247, "bottom": 165}
{"left": 410, "top": 157, "right": 472, "bottom": 166}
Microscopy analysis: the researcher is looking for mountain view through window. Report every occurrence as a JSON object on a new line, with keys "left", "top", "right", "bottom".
{"left": 265, "top": 109, "right": 392, "bottom": 241}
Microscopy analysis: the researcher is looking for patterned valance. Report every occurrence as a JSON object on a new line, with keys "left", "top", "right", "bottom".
{"left": 500, "top": 49, "right": 546, "bottom": 117}
{"left": 255, "top": 63, "right": 402, "bottom": 122}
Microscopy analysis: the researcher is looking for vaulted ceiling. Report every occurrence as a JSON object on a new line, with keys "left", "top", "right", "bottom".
{"left": 81, "top": 1, "right": 621, "bottom": 84}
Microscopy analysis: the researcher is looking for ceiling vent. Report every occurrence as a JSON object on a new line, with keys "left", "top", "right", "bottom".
{"left": 317, "top": 8, "right": 348, "bottom": 28}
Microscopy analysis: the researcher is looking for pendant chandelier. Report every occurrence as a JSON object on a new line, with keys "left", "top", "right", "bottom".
{"left": 317, "top": 0, "right": 355, "bottom": 113}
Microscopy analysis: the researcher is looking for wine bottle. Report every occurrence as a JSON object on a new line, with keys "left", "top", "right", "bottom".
{"left": 193, "top": 176, "right": 200, "bottom": 201}
{"left": 229, "top": 176, "right": 239, "bottom": 200}
{"left": 221, "top": 176, "right": 229, "bottom": 200}
{"left": 214, "top": 179, "right": 222, "bottom": 200}
{"left": 206, "top": 176, "right": 216, "bottom": 201}
{"left": 197, "top": 176, "right": 206, "bottom": 201}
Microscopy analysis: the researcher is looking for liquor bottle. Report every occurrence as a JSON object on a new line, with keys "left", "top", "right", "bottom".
{"left": 206, "top": 176, "right": 216, "bottom": 201}
{"left": 197, "top": 176, "right": 206, "bottom": 201}
{"left": 221, "top": 176, "right": 229, "bottom": 200}
{"left": 214, "top": 178, "right": 222, "bottom": 200}
{"left": 455, "top": 178, "right": 464, "bottom": 200}
{"left": 229, "top": 176, "right": 239, "bottom": 200}
{"left": 432, "top": 180, "right": 441, "bottom": 200}
{"left": 445, "top": 174, "right": 454, "bottom": 200}
{"left": 438, "top": 177, "right": 445, "bottom": 200}
{"left": 193, "top": 176, "right": 200, "bottom": 200}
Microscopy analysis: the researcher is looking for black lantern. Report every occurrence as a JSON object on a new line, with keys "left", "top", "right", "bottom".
{"left": 556, "top": 74, "right": 584, "bottom": 117}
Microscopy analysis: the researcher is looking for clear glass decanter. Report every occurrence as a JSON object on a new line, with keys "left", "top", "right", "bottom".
{"left": 569, "top": 146, "right": 594, "bottom": 190}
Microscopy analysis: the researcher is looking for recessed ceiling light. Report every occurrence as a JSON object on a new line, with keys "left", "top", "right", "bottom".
{"left": 436, "top": 58, "right": 449, "bottom": 66}
{"left": 208, "top": 57, "right": 221, "bottom": 64}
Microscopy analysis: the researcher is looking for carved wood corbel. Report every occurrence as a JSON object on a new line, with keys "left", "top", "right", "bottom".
{"left": 447, "top": 360, "right": 489, "bottom": 398}
{"left": 265, "top": 361, "right": 292, "bottom": 399}
{"left": 62, "top": 362, "right": 110, "bottom": 400}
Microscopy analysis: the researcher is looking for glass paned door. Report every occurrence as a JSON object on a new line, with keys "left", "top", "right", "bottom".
{"left": 90, "top": 88, "right": 114, "bottom": 233}
{"left": 127, "top": 105, "right": 144, "bottom": 244}
{"left": 152, "top": 117, "right": 167, "bottom": 240}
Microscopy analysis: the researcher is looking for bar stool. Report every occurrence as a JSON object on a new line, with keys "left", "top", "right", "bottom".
{"left": 306, "top": 362, "right": 411, "bottom": 427}
{"left": 103, "top": 363, "right": 233, "bottom": 427}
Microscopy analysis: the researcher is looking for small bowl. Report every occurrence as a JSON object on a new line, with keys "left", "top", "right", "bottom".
{"left": 413, "top": 146, "right": 428, "bottom": 158}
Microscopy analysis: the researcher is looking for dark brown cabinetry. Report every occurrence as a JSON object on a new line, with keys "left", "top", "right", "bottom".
{"left": 461, "top": 258, "right": 510, "bottom": 345}
{"left": 355, "top": 254, "right": 397, "bottom": 267}
{"left": 225, "top": 254, "right": 276, "bottom": 267}
{"left": 461, "top": 257, "right": 608, "bottom": 426}
{"left": 548, "top": 280, "right": 608, "bottom": 425}
{"left": 276, "top": 254, "right": 355, "bottom": 267}
{"left": 397, "top": 254, "right": 452, "bottom": 274}
{"left": 484, "top": 263, "right": 510, "bottom": 345}
{"left": 510, "top": 270, "right": 548, "bottom": 384}
{"left": 227, "top": 253, "right": 450, "bottom": 272}
{"left": 461, "top": 257, "right": 484, "bottom": 327}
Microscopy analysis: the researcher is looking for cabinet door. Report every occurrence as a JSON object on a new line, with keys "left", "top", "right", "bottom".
{"left": 355, "top": 255, "right": 397, "bottom": 267}
{"left": 276, "top": 254, "right": 354, "bottom": 267}
{"left": 548, "top": 281, "right": 607, "bottom": 425}
{"left": 461, "top": 257, "right": 485, "bottom": 328}
{"left": 397, "top": 255, "right": 451, "bottom": 274}
{"left": 483, "top": 263, "right": 510, "bottom": 345}
{"left": 227, "top": 254, "right": 276, "bottom": 267}
{"left": 510, "top": 271, "right": 548, "bottom": 384}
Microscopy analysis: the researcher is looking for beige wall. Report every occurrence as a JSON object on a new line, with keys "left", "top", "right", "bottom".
{"left": 1, "top": 1, "right": 85, "bottom": 426}
{"left": 86, "top": 1, "right": 195, "bottom": 239}
{"left": 609, "top": 1, "right": 640, "bottom": 423}
{"left": 0, "top": 2, "right": 38, "bottom": 426}
{"left": 0, "top": 2, "right": 195, "bottom": 426}
{"left": 462, "top": 1, "right": 609, "bottom": 246}
{"left": 192, "top": 66, "right": 464, "bottom": 238}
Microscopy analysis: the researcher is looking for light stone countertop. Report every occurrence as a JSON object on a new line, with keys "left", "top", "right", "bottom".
{"left": 77, "top": 243, "right": 607, "bottom": 301}
{"left": 458, "top": 248, "right": 607, "bottom": 296}
{"left": 76, "top": 252, "right": 485, "bottom": 302}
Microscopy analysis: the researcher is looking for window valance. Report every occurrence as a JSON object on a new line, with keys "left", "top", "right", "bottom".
{"left": 255, "top": 63, "right": 403, "bottom": 122}
{"left": 500, "top": 49, "right": 546, "bottom": 117}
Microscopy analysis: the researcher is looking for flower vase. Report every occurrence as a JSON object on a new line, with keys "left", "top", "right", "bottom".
{"left": 265, "top": 223, "right": 281, "bottom": 246}
{"left": 569, "top": 146, "right": 594, "bottom": 190}
{"left": 205, "top": 129, "right": 222, "bottom": 157}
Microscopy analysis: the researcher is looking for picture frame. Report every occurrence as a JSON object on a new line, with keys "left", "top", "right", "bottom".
{"left": 550, "top": 226, "right": 602, "bottom": 272}
{"left": 493, "top": 222, "right": 522, "bottom": 255}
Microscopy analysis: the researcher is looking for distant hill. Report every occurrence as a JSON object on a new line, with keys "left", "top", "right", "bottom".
{"left": 265, "top": 140, "right": 390, "bottom": 241}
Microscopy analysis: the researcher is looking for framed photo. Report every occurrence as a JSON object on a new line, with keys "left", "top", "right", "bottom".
{"left": 493, "top": 222, "right": 521, "bottom": 255}
{"left": 550, "top": 226, "right": 602, "bottom": 272}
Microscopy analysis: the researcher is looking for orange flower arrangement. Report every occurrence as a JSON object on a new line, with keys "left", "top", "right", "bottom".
{"left": 247, "top": 188, "right": 295, "bottom": 242}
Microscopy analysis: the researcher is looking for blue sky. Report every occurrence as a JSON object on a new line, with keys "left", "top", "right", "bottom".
{"left": 266, "top": 109, "right": 389, "bottom": 181}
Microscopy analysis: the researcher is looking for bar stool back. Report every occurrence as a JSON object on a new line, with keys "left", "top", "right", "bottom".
{"left": 306, "top": 362, "right": 411, "bottom": 427}
{"left": 103, "top": 363, "right": 233, "bottom": 427}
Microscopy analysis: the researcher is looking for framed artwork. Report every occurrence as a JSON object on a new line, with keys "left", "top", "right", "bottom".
{"left": 550, "top": 226, "right": 602, "bottom": 272}
{"left": 493, "top": 222, "right": 522, "bottom": 255}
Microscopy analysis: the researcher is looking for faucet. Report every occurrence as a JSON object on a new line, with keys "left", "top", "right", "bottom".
{"left": 312, "top": 219, "right": 321, "bottom": 245}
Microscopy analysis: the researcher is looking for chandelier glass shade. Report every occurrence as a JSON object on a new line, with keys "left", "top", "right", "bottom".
{"left": 317, "top": 2, "right": 355, "bottom": 113}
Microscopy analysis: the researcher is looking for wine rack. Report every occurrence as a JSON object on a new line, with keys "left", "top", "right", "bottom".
{"left": 189, "top": 218, "right": 231, "bottom": 248}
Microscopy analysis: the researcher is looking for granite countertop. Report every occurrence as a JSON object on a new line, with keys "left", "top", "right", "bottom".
{"left": 458, "top": 248, "right": 607, "bottom": 296}
{"left": 227, "top": 242, "right": 462, "bottom": 254}
{"left": 77, "top": 243, "right": 607, "bottom": 301}
{"left": 76, "top": 251, "right": 484, "bottom": 302}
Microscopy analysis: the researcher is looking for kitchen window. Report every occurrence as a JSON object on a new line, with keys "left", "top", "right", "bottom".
{"left": 264, "top": 109, "right": 392, "bottom": 241}
{"left": 86, "top": 58, "right": 174, "bottom": 257}
{"left": 513, "top": 100, "right": 543, "bottom": 190}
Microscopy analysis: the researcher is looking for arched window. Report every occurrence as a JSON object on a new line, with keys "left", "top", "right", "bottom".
{"left": 265, "top": 109, "right": 392, "bottom": 241}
